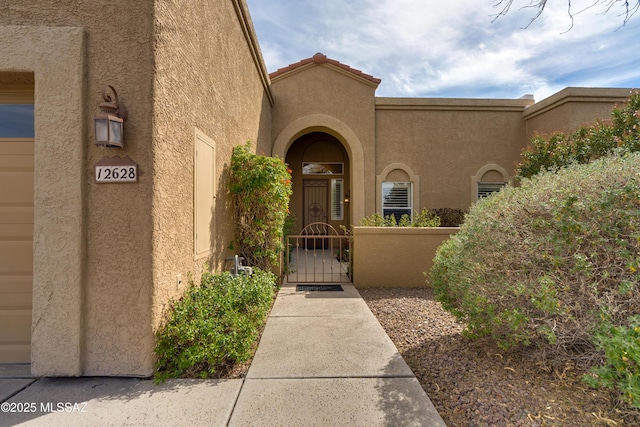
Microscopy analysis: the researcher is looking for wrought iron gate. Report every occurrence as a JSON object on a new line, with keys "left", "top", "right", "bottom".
{"left": 286, "top": 222, "right": 351, "bottom": 283}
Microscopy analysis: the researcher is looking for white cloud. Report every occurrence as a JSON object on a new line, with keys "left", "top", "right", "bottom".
{"left": 246, "top": 0, "right": 640, "bottom": 100}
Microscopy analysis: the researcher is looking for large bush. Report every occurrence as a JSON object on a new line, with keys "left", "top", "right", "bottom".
{"left": 230, "top": 143, "right": 292, "bottom": 272}
{"left": 154, "top": 269, "right": 275, "bottom": 382}
{"left": 431, "top": 153, "right": 640, "bottom": 405}
{"left": 516, "top": 90, "right": 640, "bottom": 180}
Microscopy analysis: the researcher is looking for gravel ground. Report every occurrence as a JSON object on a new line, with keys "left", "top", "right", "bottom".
{"left": 359, "top": 287, "right": 640, "bottom": 427}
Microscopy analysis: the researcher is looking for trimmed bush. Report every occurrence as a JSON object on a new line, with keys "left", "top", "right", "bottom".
{"left": 154, "top": 269, "right": 275, "bottom": 382}
{"left": 516, "top": 91, "right": 640, "bottom": 180}
{"left": 431, "top": 153, "right": 640, "bottom": 405}
{"left": 359, "top": 208, "right": 441, "bottom": 227}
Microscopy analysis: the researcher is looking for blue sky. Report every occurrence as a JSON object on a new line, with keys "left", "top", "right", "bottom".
{"left": 245, "top": 0, "right": 640, "bottom": 101}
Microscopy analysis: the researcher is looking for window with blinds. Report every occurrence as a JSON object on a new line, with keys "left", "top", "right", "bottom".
{"left": 331, "top": 178, "right": 344, "bottom": 220}
{"left": 382, "top": 182, "right": 412, "bottom": 220}
{"left": 477, "top": 182, "right": 505, "bottom": 199}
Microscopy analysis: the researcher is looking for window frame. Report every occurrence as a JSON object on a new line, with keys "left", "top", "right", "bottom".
{"left": 381, "top": 181, "right": 413, "bottom": 220}
{"left": 0, "top": 85, "right": 35, "bottom": 138}
{"left": 477, "top": 182, "right": 505, "bottom": 199}
{"left": 302, "top": 162, "right": 344, "bottom": 175}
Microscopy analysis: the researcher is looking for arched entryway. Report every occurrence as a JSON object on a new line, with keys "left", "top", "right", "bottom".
{"left": 272, "top": 113, "right": 367, "bottom": 227}
{"left": 285, "top": 132, "right": 351, "bottom": 234}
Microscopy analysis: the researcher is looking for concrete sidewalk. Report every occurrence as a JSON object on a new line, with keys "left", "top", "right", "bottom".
{"left": 0, "top": 283, "right": 445, "bottom": 426}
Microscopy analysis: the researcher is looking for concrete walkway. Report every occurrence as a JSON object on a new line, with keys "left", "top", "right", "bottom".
{"left": 0, "top": 284, "right": 445, "bottom": 426}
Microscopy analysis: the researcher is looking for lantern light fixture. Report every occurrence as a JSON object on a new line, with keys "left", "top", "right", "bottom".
{"left": 94, "top": 85, "right": 128, "bottom": 148}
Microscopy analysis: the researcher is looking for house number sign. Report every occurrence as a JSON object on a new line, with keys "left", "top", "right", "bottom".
{"left": 95, "top": 156, "right": 139, "bottom": 183}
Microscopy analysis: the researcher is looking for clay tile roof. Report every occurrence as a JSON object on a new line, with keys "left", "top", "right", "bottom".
{"left": 269, "top": 52, "right": 381, "bottom": 85}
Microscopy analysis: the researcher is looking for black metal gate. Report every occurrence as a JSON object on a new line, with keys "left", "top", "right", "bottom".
{"left": 286, "top": 222, "right": 351, "bottom": 283}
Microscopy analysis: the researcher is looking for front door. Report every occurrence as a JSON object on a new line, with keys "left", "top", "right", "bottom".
{"left": 303, "top": 179, "right": 328, "bottom": 225}
{"left": 303, "top": 179, "right": 328, "bottom": 248}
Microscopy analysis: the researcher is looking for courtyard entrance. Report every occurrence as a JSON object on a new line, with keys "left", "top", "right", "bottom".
{"left": 286, "top": 222, "right": 351, "bottom": 283}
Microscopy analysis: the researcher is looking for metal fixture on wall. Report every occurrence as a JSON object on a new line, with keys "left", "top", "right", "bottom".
{"left": 94, "top": 85, "right": 128, "bottom": 148}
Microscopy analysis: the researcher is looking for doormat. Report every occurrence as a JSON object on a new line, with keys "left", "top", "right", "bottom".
{"left": 295, "top": 284, "right": 344, "bottom": 292}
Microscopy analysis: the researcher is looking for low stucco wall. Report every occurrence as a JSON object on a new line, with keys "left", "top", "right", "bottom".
{"left": 353, "top": 226, "right": 459, "bottom": 288}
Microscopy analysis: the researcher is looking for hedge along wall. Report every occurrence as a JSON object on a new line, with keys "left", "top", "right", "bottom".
{"left": 352, "top": 226, "right": 459, "bottom": 288}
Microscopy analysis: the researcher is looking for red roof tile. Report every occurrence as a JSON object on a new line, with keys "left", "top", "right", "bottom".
{"left": 269, "top": 53, "right": 381, "bottom": 85}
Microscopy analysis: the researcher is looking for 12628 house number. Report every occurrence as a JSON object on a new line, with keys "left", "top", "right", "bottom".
{"left": 96, "top": 165, "right": 138, "bottom": 183}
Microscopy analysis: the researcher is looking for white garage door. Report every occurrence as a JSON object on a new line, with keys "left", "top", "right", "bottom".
{"left": 0, "top": 137, "right": 33, "bottom": 362}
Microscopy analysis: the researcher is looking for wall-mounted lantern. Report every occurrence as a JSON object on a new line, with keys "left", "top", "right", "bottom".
{"left": 344, "top": 192, "right": 350, "bottom": 203}
{"left": 94, "top": 85, "right": 128, "bottom": 148}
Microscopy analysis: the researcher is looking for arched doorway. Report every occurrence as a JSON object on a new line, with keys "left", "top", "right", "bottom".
{"left": 285, "top": 132, "right": 351, "bottom": 235}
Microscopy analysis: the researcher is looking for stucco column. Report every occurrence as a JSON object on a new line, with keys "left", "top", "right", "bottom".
{"left": 0, "top": 26, "right": 86, "bottom": 376}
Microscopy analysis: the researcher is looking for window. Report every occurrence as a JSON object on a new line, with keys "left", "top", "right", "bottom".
{"left": 0, "top": 104, "right": 34, "bottom": 137}
{"left": 477, "top": 182, "right": 505, "bottom": 199}
{"left": 194, "top": 129, "right": 215, "bottom": 258}
{"left": 472, "top": 165, "right": 510, "bottom": 204}
{"left": 382, "top": 182, "right": 412, "bottom": 219}
{"left": 331, "top": 179, "right": 344, "bottom": 220}
{"left": 302, "top": 162, "right": 343, "bottom": 175}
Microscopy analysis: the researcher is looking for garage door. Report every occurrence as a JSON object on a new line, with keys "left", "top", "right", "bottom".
{"left": 0, "top": 137, "right": 33, "bottom": 362}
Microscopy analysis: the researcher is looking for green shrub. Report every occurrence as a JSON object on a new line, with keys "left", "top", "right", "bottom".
{"left": 359, "top": 208, "right": 441, "bottom": 227}
{"left": 430, "top": 208, "right": 467, "bottom": 227}
{"left": 431, "top": 153, "right": 640, "bottom": 405}
{"left": 230, "top": 143, "right": 292, "bottom": 272}
{"left": 154, "top": 269, "right": 275, "bottom": 382}
{"left": 585, "top": 316, "right": 640, "bottom": 408}
{"left": 517, "top": 90, "right": 640, "bottom": 180}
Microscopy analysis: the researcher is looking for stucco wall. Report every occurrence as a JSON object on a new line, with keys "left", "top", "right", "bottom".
{"left": 151, "top": 0, "right": 273, "bottom": 338}
{"left": 1, "top": 0, "right": 272, "bottom": 376}
{"left": 353, "top": 227, "right": 458, "bottom": 288}
{"left": 523, "top": 88, "right": 633, "bottom": 140}
{"left": 375, "top": 98, "right": 532, "bottom": 210}
{"left": 0, "top": 26, "right": 86, "bottom": 376}
{"left": 1, "top": 1, "right": 157, "bottom": 376}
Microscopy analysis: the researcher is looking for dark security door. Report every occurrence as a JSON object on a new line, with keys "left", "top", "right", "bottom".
{"left": 303, "top": 180, "right": 328, "bottom": 248}
{"left": 303, "top": 179, "right": 328, "bottom": 225}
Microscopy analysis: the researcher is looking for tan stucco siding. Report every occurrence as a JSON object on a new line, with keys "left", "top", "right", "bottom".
{"left": 271, "top": 65, "right": 376, "bottom": 142}
{"left": 523, "top": 88, "right": 633, "bottom": 141}
{"left": 0, "top": 26, "right": 86, "bottom": 376}
{"left": 375, "top": 99, "right": 531, "bottom": 210}
{"left": 151, "top": 0, "right": 273, "bottom": 335}
{"left": 1, "top": 0, "right": 272, "bottom": 377}
{"left": 0, "top": 0, "right": 272, "bottom": 375}
{"left": 81, "top": 4, "right": 156, "bottom": 377}
{"left": 353, "top": 226, "right": 459, "bottom": 288}
{"left": 2, "top": 2, "right": 159, "bottom": 376}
